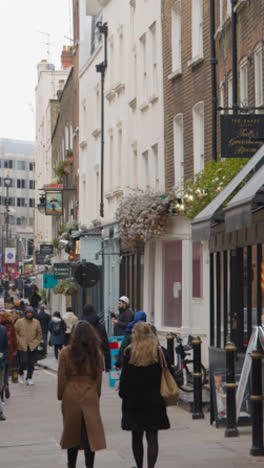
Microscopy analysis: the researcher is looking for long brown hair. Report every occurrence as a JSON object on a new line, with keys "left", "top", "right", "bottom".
{"left": 129, "top": 322, "right": 159, "bottom": 367}
{"left": 70, "top": 321, "right": 102, "bottom": 379}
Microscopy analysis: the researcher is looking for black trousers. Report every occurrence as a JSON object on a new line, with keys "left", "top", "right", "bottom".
{"left": 54, "top": 344, "right": 63, "bottom": 359}
{"left": 18, "top": 348, "right": 36, "bottom": 379}
{"left": 67, "top": 414, "right": 95, "bottom": 468}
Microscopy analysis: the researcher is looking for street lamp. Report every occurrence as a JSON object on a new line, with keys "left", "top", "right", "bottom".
{"left": 4, "top": 176, "right": 12, "bottom": 250}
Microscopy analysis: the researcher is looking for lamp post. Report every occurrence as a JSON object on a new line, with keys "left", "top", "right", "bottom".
{"left": 4, "top": 176, "right": 12, "bottom": 250}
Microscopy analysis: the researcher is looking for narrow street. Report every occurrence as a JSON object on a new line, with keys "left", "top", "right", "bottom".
{"left": 0, "top": 354, "right": 263, "bottom": 468}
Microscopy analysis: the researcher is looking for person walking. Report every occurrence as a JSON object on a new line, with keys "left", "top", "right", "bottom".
{"left": 37, "top": 305, "right": 51, "bottom": 354}
{"left": 119, "top": 322, "right": 170, "bottom": 468}
{"left": 15, "top": 306, "right": 42, "bottom": 385}
{"left": 8, "top": 284, "right": 21, "bottom": 303}
{"left": 0, "top": 310, "right": 17, "bottom": 399}
{"left": 0, "top": 324, "right": 8, "bottom": 421}
{"left": 57, "top": 320, "right": 106, "bottom": 468}
{"left": 29, "top": 285, "right": 41, "bottom": 312}
{"left": 81, "top": 304, "right": 111, "bottom": 372}
{"left": 115, "top": 311, "right": 147, "bottom": 369}
{"left": 49, "top": 311, "right": 66, "bottom": 359}
{"left": 63, "top": 307, "right": 78, "bottom": 346}
{"left": 110, "top": 296, "right": 134, "bottom": 336}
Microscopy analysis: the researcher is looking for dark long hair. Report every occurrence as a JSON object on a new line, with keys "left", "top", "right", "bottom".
{"left": 70, "top": 321, "right": 102, "bottom": 379}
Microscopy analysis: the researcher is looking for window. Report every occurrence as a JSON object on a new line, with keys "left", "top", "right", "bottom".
{"left": 17, "top": 179, "right": 25, "bottom": 189}
{"left": 219, "top": 0, "right": 223, "bottom": 27}
{"left": 140, "top": 33, "right": 148, "bottom": 102}
{"left": 27, "top": 239, "right": 34, "bottom": 256}
{"left": 118, "top": 128, "right": 122, "bottom": 188}
{"left": 29, "top": 162, "right": 35, "bottom": 171}
{"left": 29, "top": 180, "right": 35, "bottom": 189}
{"left": 162, "top": 240, "right": 182, "bottom": 327}
{"left": 0, "top": 178, "right": 1, "bottom": 187}
{"left": 17, "top": 160, "right": 26, "bottom": 170}
{"left": 193, "top": 102, "right": 204, "bottom": 174}
{"left": 16, "top": 217, "right": 21, "bottom": 225}
{"left": 193, "top": 242, "right": 202, "bottom": 298}
{"left": 152, "top": 144, "right": 159, "bottom": 191}
{"left": 29, "top": 198, "right": 35, "bottom": 208}
{"left": 173, "top": 114, "right": 184, "bottom": 185}
{"left": 192, "top": 0, "right": 203, "bottom": 59}
{"left": 109, "top": 132, "right": 114, "bottom": 190}
{"left": 226, "top": 0, "right": 231, "bottom": 17}
{"left": 171, "top": 1, "right": 182, "bottom": 73}
{"left": 220, "top": 81, "right": 225, "bottom": 114}
{"left": 65, "top": 124, "right": 69, "bottom": 150}
{"left": 132, "top": 147, "right": 138, "bottom": 188}
{"left": 228, "top": 75, "right": 233, "bottom": 114}
{"left": 142, "top": 150, "right": 149, "bottom": 189}
{"left": 240, "top": 59, "right": 248, "bottom": 108}
{"left": 255, "top": 44, "right": 263, "bottom": 109}
{"left": 17, "top": 198, "right": 25, "bottom": 207}
{"left": 4, "top": 160, "right": 13, "bottom": 169}
{"left": 150, "top": 22, "right": 158, "bottom": 96}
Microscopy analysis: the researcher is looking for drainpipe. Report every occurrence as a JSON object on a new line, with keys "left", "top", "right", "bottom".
{"left": 231, "top": 0, "right": 238, "bottom": 114}
{"left": 210, "top": 0, "right": 217, "bottom": 161}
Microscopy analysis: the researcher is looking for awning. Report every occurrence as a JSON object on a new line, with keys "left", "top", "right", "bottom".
{"left": 224, "top": 159, "right": 264, "bottom": 232}
{"left": 192, "top": 143, "right": 264, "bottom": 241}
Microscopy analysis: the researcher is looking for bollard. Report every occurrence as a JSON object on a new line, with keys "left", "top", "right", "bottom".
{"left": 250, "top": 350, "right": 264, "bottom": 456}
{"left": 224, "top": 342, "right": 239, "bottom": 437}
{"left": 192, "top": 337, "right": 204, "bottom": 419}
{"left": 166, "top": 333, "right": 175, "bottom": 366}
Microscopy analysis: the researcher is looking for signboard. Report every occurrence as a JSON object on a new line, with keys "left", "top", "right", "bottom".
{"left": 24, "top": 261, "right": 33, "bottom": 273}
{"left": 35, "top": 251, "right": 50, "bottom": 265}
{"left": 74, "top": 262, "right": 100, "bottom": 288}
{"left": 45, "top": 191, "right": 63, "bottom": 216}
{"left": 5, "top": 248, "right": 16, "bottom": 264}
{"left": 220, "top": 114, "right": 264, "bottom": 158}
{"left": 40, "top": 244, "right": 54, "bottom": 256}
{"left": 44, "top": 184, "right": 63, "bottom": 189}
{"left": 80, "top": 235, "right": 102, "bottom": 266}
{"left": 43, "top": 274, "right": 58, "bottom": 289}
{"left": 54, "top": 263, "right": 71, "bottom": 280}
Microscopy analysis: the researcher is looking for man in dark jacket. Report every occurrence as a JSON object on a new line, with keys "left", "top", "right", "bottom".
{"left": 0, "top": 325, "right": 8, "bottom": 420}
{"left": 29, "top": 286, "right": 41, "bottom": 312}
{"left": 110, "top": 296, "right": 134, "bottom": 337}
{"left": 37, "top": 306, "right": 51, "bottom": 354}
{"left": 81, "top": 304, "right": 111, "bottom": 372}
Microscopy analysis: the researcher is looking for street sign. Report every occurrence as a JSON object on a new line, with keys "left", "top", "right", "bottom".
{"left": 40, "top": 244, "right": 54, "bottom": 256}
{"left": 5, "top": 248, "right": 16, "bottom": 264}
{"left": 220, "top": 114, "right": 264, "bottom": 158}
{"left": 35, "top": 251, "right": 50, "bottom": 265}
{"left": 43, "top": 274, "right": 58, "bottom": 289}
{"left": 54, "top": 263, "right": 71, "bottom": 279}
{"left": 80, "top": 235, "right": 102, "bottom": 266}
{"left": 74, "top": 262, "right": 100, "bottom": 288}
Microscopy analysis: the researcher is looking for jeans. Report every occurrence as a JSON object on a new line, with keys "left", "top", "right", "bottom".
{"left": 0, "top": 368, "right": 4, "bottom": 414}
{"left": 18, "top": 348, "right": 37, "bottom": 380}
{"left": 67, "top": 413, "right": 95, "bottom": 468}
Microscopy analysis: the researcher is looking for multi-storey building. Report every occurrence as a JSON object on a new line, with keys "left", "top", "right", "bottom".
{"left": 0, "top": 138, "right": 35, "bottom": 274}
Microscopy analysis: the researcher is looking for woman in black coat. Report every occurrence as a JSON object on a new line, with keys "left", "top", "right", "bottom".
{"left": 119, "top": 322, "right": 170, "bottom": 468}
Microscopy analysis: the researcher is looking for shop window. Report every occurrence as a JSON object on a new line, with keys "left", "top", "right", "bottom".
{"left": 162, "top": 240, "right": 182, "bottom": 327}
{"left": 193, "top": 242, "right": 202, "bottom": 298}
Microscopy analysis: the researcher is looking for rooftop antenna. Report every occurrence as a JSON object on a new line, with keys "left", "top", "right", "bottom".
{"left": 37, "top": 30, "right": 56, "bottom": 63}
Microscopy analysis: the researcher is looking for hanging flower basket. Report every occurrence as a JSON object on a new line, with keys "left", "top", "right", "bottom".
{"left": 66, "top": 150, "right": 73, "bottom": 163}
{"left": 54, "top": 160, "right": 70, "bottom": 180}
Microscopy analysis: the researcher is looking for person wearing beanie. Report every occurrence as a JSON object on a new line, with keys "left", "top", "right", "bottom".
{"left": 109, "top": 296, "right": 134, "bottom": 337}
{"left": 15, "top": 306, "right": 42, "bottom": 385}
{"left": 114, "top": 311, "right": 147, "bottom": 369}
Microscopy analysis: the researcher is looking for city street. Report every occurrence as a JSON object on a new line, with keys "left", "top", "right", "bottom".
{"left": 0, "top": 353, "right": 263, "bottom": 468}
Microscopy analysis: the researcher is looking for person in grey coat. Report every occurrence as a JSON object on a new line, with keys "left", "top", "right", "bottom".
{"left": 110, "top": 296, "right": 134, "bottom": 336}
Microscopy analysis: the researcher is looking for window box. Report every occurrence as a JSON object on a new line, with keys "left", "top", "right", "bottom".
{"left": 187, "top": 55, "right": 204, "bottom": 68}
{"left": 168, "top": 70, "right": 182, "bottom": 81}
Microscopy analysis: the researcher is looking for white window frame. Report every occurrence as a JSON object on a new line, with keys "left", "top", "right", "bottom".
{"left": 220, "top": 80, "right": 225, "bottom": 114}
{"left": 142, "top": 150, "right": 149, "bottom": 189}
{"left": 254, "top": 43, "right": 263, "bottom": 110}
{"left": 171, "top": 1, "right": 182, "bottom": 74}
{"left": 173, "top": 113, "right": 184, "bottom": 186}
{"left": 240, "top": 58, "right": 248, "bottom": 109}
{"left": 219, "top": 0, "right": 223, "bottom": 27}
{"left": 65, "top": 124, "right": 69, "bottom": 151}
{"left": 193, "top": 102, "right": 204, "bottom": 174}
{"left": 140, "top": 33, "right": 148, "bottom": 103}
{"left": 192, "top": 0, "right": 203, "bottom": 60}
{"left": 151, "top": 144, "right": 159, "bottom": 191}
{"left": 226, "top": 0, "right": 231, "bottom": 17}
{"left": 150, "top": 22, "right": 158, "bottom": 97}
{"left": 227, "top": 74, "right": 233, "bottom": 114}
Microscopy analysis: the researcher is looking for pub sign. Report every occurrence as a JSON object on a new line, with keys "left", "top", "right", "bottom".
{"left": 45, "top": 191, "right": 63, "bottom": 216}
{"left": 220, "top": 114, "right": 264, "bottom": 158}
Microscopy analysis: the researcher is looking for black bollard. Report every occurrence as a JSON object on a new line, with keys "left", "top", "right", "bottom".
{"left": 224, "top": 342, "right": 239, "bottom": 437}
{"left": 192, "top": 337, "right": 204, "bottom": 419}
{"left": 166, "top": 333, "right": 175, "bottom": 366}
{"left": 250, "top": 350, "right": 264, "bottom": 456}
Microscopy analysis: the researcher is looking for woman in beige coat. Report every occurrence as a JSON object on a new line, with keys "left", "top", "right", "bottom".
{"left": 57, "top": 320, "right": 106, "bottom": 468}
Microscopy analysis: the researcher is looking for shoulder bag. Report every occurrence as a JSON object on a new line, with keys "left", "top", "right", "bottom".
{"left": 158, "top": 346, "right": 180, "bottom": 406}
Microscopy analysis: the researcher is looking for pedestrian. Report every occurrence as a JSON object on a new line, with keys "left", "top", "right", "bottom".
{"left": 63, "top": 306, "right": 78, "bottom": 346}
{"left": 15, "top": 306, "right": 42, "bottom": 385}
{"left": 81, "top": 304, "right": 111, "bottom": 372}
{"left": 37, "top": 305, "right": 51, "bottom": 354}
{"left": 109, "top": 296, "right": 134, "bottom": 336}
{"left": 0, "top": 310, "right": 17, "bottom": 400}
{"left": 49, "top": 311, "right": 66, "bottom": 359}
{"left": 115, "top": 311, "right": 147, "bottom": 369}
{"left": 29, "top": 285, "right": 41, "bottom": 312}
{"left": 119, "top": 322, "right": 170, "bottom": 468}
{"left": 8, "top": 284, "right": 21, "bottom": 303}
{"left": 57, "top": 320, "right": 106, "bottom": 468}
{"left": 0, "top": 324, "right": 8, "bottom": 421}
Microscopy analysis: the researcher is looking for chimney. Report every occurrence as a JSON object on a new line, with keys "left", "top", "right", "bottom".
{"left": 61, "top": 45, "right": 73, "bottom": 70}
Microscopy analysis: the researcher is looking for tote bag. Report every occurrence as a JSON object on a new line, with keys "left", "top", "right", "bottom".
{"left": 159, "top": 346, "right": 180, "bottom": 406}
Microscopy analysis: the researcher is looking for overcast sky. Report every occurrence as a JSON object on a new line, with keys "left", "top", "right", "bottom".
{"left": 0, "top": 0, "right": 72, "bottom": 142}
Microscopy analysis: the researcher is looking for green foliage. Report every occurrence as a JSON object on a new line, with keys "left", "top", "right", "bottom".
{"left": 52, "top": 238, "right": 60, "bottom": 249}
{"left": 54, "top": 160, "right": 70, "bottom": 179}
{"left": 39, "top": 289, "right": 47, "bottom": 304}
{"left": 181, "top": 158, "right": 249, "bottom": 219}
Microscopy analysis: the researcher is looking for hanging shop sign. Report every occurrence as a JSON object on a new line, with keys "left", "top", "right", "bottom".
{"left": 74, "top": 262, "right": 100, "bottom": 288}
{"left": 54, "top": 263, "right": 71, "bottom": 280}
{"left": 40, "top": 244, "right": 54, "bottom": 256}
{"left": 35, "top": 251, "right": 50, "bottom": 265}
{"left": 43, "top": 274, "right": 58, "bottom": 289}
{"left": 5, "top": 248, "right": 16, "bottom": 264}
{"left": 220, "top": 114, "right": 264, "bottom": 158}
{"left": 45, "top": 191, "right": 63, "bottom": 216}
{"left": 80, "top": 234, "right": 102, "bottom": 266}
{"left": 44, "top": 184, "right": 63, "bottom": 190}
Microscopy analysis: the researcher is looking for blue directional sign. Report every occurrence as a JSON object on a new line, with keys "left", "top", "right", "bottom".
{"left": 43, "top": 274, "right": 58, "bottom": 289}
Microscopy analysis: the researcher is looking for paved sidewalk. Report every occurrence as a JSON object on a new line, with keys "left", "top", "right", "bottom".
{"left": 0, "top": 349, "right": 263, "bottom": 467}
